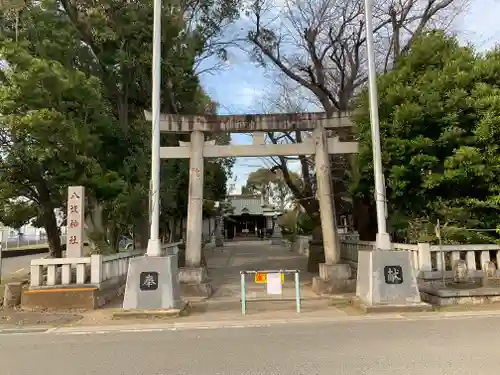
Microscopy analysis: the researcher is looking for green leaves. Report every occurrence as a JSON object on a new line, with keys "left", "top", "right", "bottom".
{"left": 0, "top": 0, "right": 236, "bottom": 251}
{"left": 355, "top": 31, "right": 500, "bottom": 243}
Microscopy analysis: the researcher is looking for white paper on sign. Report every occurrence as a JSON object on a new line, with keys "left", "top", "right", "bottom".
{"left": 266, "top": 273, "right": 282, "bottom": 295}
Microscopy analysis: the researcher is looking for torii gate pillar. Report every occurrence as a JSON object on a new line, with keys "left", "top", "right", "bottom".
{"left": 185, "top": 130, "right": 204, "bottom": 267}
{"left": 312, "top": 125, "right": 352, "bottom": 291}
{"left": 313, "top": 125, "right": 340, "bottom": 264}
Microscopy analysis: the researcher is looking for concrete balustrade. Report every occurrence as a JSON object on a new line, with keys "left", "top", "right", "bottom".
{"left": 340, "top": 240, "right": 375, "bottom": 265}
{"left": 30, "top": 250, "right": 143, "bottom": 288}
{"left": 340, "top": 240, "right": 500, "bottom": 276}
{"left": 29, "top": 241, "right": 186, "bottom": 290}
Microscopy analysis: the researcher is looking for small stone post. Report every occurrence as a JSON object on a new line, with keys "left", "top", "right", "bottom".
{"left": 271, "top": 215, "right": 284, "bottom": 245}
{"left": 215, "top": 215, "right": 224, "bottom": 247}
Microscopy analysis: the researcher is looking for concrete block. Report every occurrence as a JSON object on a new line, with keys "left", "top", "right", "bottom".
{"left": 22, "top": 287, "right": 98, "bottom": 310}
{"left": 112, "top": 303, "right": 189, "bottom": 319}
{"left": 319, "top": 263, "right": 351, "bottom": 280}
{"left": 180, "top": 282, "right": 213, "bottom": 298}
{"left": 356, "top": 249, "right": 423, "bottom": 308}
{"left": 352, "top": 297, "right": 432, "bottom": 313}
{"left": 312, "top": 276, "right": 356, "bottom": 294}
{"left": 22, "top": 276, "right": 128, "bottom": 310}
{"left": 178, "top": 267, "right": 207, "bottom": 283}
{"left": 420, "top": 285, "right": 500, "bottom": 306}
{"left": 3, "top": 282, "right": 23, "bottom": 307}
{"left": 122, "top": 255, "right": 183, "bottom": 310}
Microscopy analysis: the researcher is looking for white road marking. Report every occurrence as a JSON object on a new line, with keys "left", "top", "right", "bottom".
{"left": 58, "top": 324, "right": 273, "bottom": 336}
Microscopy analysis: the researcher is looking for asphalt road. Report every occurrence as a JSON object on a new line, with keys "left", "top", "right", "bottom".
{"left": 1, "top": 316, "right": 500, "bottom": 374}
{"left": 1, "top": 253, "right": 43, "bottom": 277}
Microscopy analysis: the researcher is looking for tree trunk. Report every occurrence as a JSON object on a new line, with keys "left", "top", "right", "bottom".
{"left": 109, "top": 223, "right": 120, "bottom": 252}
{"left": 43, "top": 206, "right": 62, "bottom": 258}
{"left": 308, "top": 225, "right": 325, "bottom": 273}
{"left": 172, "top": 217, "right": 178, "bottom": 241}
{"left": 353, "top": 197, "right": 376, "bottom": 241}
{"left": 36, "top": 180, "right": 62, "bottom": 258}
{"left": 133, "top": 214, "right": 149, "bottom": 250}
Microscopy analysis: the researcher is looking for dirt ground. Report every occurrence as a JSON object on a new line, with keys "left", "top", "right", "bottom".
{"left": 0, "top": 307, "right": 83, "bottom": 328}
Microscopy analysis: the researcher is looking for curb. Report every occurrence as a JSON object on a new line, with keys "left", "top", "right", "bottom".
{"left": 0, "top": 327, "right": 51, "bottom": 335}
{"left": 2, "top": 309, "right": 500, "bottom": 336}
{"left": 112, "top": 307, "right": 188, "bottom": 320}
{"left": 45, "top": 310, "right": 500, "bottom": 335}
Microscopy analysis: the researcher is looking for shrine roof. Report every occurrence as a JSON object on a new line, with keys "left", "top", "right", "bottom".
{"left": 225, "top": 195, "right": 278, "bottom": 216}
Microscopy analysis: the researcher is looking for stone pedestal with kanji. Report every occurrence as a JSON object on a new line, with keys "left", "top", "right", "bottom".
{"left": 355, "top": 249, "right": 431, "bottom": 312}
{"left": 123, "top": 255, "right": 183, "bottom": 310}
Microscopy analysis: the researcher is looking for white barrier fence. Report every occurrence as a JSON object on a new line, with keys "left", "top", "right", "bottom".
{"left": 29, "top": 242, "right": 183, "bottom": 288}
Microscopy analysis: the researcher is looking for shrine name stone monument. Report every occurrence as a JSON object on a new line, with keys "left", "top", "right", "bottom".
{"left": 66, "top": 186, "right": 85, "bottom": 258}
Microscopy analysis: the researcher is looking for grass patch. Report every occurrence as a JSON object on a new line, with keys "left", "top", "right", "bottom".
{"left": 436, "top": 304, "right": 500, "bottom": 312}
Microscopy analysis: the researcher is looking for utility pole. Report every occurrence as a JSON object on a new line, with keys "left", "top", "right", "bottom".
{"left": 146, "top": 0, "right": 162, "bottom": 257}
{"left": 364, "top": 0, "right": 391, "bottom": 250}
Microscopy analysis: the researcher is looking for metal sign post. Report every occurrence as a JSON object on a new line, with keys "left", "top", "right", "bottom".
{"left": 240, "top": 269, "right": 301, "bottom": 315}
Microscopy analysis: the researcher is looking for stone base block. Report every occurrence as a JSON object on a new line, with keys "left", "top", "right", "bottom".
{"left": 356, "top": 249, "right": 422, "bottom": 308}
{"left": 123, "top": 255, "right": 183, "bottom": 310}
{"left": 312, "top": 276, "right": 356, "bottom": 294}
{"left": 215, "top": 238, "right": 224, "bottom": 247}
{"left": 112, "top": 302, "right": 189, "bottom": 319}
{"left": 312, "top": 263, "right": 354, "bottom": 294}
{"left": 319, "top": 263, "right": 352, "bottom": 280}
{"left": 178, "top": 267, "right": 212, "bottom": 298}
{"left": 352, "top": 297, "right": 432, "bottom": 313}
{"left": 180, "top": 282, "right": 213, "bottom": 298}
{"left": 3, "top": 282, "right": 23, "bottom": 307}
{"left": 22, "top": 276, "right": 127, "bottom": 310}
{"left": 420, "top": 286, "right": 500, "bottom": 306}
{"left": 271, "top": 237, "right": 283, "bottom": 245}
{"left": 178, "top": 267, "right": 208, "bottom": 283}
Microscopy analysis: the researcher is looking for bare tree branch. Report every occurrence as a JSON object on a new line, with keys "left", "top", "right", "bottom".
{"left": 246, "top": 0, "right": 466, "bottom": 112}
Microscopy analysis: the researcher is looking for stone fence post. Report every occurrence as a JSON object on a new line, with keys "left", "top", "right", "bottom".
{"left": 417, "top": 243, "right": 431, "bottom": 272}
{"left": 90, "top": 254, "right": 103, "bottom": 284}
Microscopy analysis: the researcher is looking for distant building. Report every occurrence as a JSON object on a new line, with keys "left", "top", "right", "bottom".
{"left": 223, "top": 195, "right": 280, "bottom": 239}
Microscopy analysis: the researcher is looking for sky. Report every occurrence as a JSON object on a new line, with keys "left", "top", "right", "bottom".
{"left": 199, "top": 0, "right": 500, "bottom": 195}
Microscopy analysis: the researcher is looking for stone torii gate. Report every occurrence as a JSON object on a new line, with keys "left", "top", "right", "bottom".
{"left": 145, "top": 110, "right": 358, "bottom": 288}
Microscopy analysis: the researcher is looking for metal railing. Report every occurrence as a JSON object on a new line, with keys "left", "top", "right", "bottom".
{"left": 239, "top": 269, "right": 301, "bottom": 315}
{"left": 0, "top": 234, "right": 68, "bottom": 250}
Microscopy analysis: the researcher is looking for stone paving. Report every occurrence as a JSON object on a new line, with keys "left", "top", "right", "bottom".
{"left": 194, "top": 240, "right": 336, "bottom": 316}
{"left": 204, "top": 240, "right": 318, "bottom": 300}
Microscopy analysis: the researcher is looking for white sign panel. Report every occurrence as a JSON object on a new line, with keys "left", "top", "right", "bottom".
{"left": 266, "top": 273, "right": 283, "bottom": 295}
{"left": 66, "top": 186, "right": 85, "bottom": 258}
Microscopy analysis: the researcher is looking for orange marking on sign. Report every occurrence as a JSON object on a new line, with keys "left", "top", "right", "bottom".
{"left": 254, "top": 272, "right": 285, "bottom": 284}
